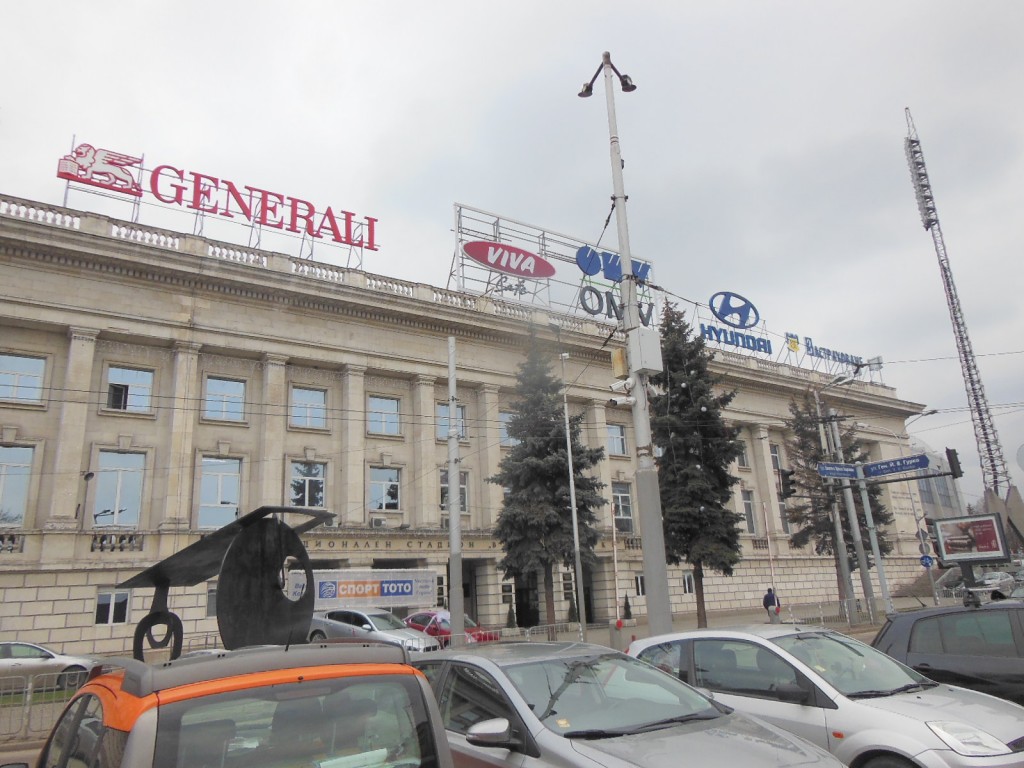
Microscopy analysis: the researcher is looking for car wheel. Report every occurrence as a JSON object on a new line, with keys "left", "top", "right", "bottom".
{"left": 864, "top": 755, "right": 914, "bottom": 768}
{"left": 309, "top": 631, "right": 327, "bottom": 642}
{"left": 57, "top": 666, "right": 86, "bottom": 691}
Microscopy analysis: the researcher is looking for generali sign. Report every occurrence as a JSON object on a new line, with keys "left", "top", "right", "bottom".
{"left": 57, "top": 143, "right": 379, "bottom": 250}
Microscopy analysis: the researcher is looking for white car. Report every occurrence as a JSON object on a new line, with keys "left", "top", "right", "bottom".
{"left": 306, "top": 607, "right": 441, "bottom": 652}
{"left": 628, "top": 625, "right": 1024, "bottom": 768}
{"left": 975, "top": 571, "right": 1015, "bottom": 596}
{"left": 0, "top": 641, "right": 96, "bottom": 690}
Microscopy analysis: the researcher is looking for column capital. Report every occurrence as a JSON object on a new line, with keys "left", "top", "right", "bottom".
{"left": 261, "top": 352, "right": 289, "bottom": 367}
{"left": 345, "top": 364, "right": 367, "bottom": 377}
{"left": 67, "top": 326, "right": 99, "bottom": 343}
{"left": 414, "top": 374, "right": 437, "bottom": 387}
{"left": 173, "top": 340, "right": 202, "bottom": 354}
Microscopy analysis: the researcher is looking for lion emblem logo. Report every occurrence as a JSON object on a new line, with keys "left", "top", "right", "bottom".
{"left": 57, "top": 143, "right": 142, "bottom": 197}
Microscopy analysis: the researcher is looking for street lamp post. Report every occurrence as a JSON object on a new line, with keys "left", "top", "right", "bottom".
{"left": 857, "top": 411, "right": 940, "bottom": 605}
{"left": 579, "top": 53, "right": 673, "bottom": 636}
{"left": 551, "top": 322, "right": 588, "bottom": 641}
{"left": 813, "top": 384, "right": 856, "bottom": 616}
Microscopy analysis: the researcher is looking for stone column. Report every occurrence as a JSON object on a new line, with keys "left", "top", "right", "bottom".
{"left": 476, "top": 385, "right": 501, "bottom": 529}
{"left": 159, "top": 341, "right": 201, "bottom": 529}
{"left": 259, "top": 354, "right": 289, "bottom": 506}
{"left": 753, "top": 424, "right": 783, "bottom": 537}
{"left": 46, "top": 327, "right": 98, "bottom": 529}
{"left": 338, "top": 365, "right": 366, "bottom": 526}
{"left": 587, "top": 400, "right": 613, "bottom": 526}
{"left": 412, "top": 375, "right": 438, "bottom": 527}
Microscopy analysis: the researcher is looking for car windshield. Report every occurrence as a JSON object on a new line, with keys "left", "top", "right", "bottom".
{"left": 153, "top": 673, "right": 435, "bottom": 768}
{"left": 367, "top": 612, "right": 407, "bottom": 631}
{"left": 504, "top": 652, "right": 720, "bottom": 737}
{"left": 773, "top": 632, "right": 930, "bottom": 696}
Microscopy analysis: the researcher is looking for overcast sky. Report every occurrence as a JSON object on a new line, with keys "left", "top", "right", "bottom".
{"left": 2, "top": 1, "right": 1022, "bottom": 507}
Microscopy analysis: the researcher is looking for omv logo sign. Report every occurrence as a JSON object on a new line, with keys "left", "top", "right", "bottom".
{"left": 709, "top": 292, "right": 760, "bottom": 329}
{"left": 576, "top": 245, "right": 652, "bottom": 283}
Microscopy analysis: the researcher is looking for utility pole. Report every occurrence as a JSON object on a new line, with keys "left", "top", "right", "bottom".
{"left": 579, "top": 52, "right": 672, "bottom": 635}
{"left": 446, "top": 337, "right": 465, "bottom": 645}
{"left": 813, "top": 388, "right": 855, "bottom": 615}
{"left": 829, "top": 411, "right": 876, "bottom": 622}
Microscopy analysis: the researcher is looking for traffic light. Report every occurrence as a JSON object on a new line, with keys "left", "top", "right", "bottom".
{"left": 779, "top": 469, "right": 797, "bottom": 499}
{"left": 945, "top": 448, "right": 963, "bottom": 479}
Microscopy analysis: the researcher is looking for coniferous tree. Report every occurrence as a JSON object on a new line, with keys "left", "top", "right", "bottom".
{"left": 783, "top": 393, "right": 895, "bottom": 598}
{"left": 489, "top": 334, "right": 606, "bottom": 630}
{"left": 649, "top": 303, "right": 744, "bottom": 628}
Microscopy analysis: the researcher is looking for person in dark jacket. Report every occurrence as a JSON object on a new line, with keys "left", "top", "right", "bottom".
{"left": 762, "top": 588, "right": 781, "bottom": 623}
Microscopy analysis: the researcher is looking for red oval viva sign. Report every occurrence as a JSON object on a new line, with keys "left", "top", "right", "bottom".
{"left": 462, "top": 241, "right": 556, "bottom": 279}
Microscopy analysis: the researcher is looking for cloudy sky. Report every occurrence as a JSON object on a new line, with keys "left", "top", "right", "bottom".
{"left": 2, "top": 2, "right": 1022, "bottom": 507}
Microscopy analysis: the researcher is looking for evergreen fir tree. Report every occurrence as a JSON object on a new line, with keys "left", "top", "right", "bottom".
{"left": 489, "top": 333, "right": 606, "bottom": 631}
{"left": 649, "top": 303, "right": 744, "bottom": 628}
{"left": 783, "top": 392, "right": 895, "bottom": 598}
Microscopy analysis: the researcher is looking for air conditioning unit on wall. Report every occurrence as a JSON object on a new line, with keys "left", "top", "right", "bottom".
{"left": 371, "top": 517, "right": 388, "bottom": 529}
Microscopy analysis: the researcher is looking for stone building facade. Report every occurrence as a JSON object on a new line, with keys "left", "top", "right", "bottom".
{"left": 0, "top": 194, "right": 929, "bottom": 655}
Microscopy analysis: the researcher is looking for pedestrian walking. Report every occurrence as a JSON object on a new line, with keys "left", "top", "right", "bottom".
{"left": 762, "top": 587, "right": 782, "bottom": 624}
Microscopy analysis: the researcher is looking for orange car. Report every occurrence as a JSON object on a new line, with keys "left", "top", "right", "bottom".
{"left": 7, "top": 642, "right": 453, "bottom": 768}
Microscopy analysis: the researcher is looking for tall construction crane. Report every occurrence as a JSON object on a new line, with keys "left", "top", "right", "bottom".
{"left": 904, "top": 108, "right": 1011, "bottom": 497}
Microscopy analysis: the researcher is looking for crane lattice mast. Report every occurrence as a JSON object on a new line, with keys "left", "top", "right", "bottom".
{"left": 904, "top": 108, "right": 1011, "bottom": 496}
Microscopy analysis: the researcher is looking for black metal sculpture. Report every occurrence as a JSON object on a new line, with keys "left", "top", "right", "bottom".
{"left": 119, "top": 506, "right": 332, "bottom": 661}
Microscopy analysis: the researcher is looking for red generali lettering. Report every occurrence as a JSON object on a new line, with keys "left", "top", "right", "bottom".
{"left": 149, "top": 165, "right": 378, "bottom": 249}
{"left": 56, "top": 144, "right": 378, "bottom": 251}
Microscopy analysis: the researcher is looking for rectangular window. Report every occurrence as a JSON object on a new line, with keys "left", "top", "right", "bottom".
{"left": 290, "top": 386, "right": 326, "bottom": 429}
{"left": 95, "top": 588, "right": 130, "bottom": 625}
{"left": 94, "top": 451, "right": 144, "bottom": 528}
{"left": 936, "top": 476, "right": 955, "bottom": 508}
{"left": 436, "top": 403, "right": 466, "bottom": 440}
{"left": 105, "top": 366, "right": 153, "bottom": 412}
{"left": 0, "top": 353, "right": 45, "bottom": 404}
{"left": 742, "top": 490, "right": 756, "bottom": 534}
{"left": 0, "top": 446, "right": 32, "bottom": 527}
{"left": 634, "top": 574, "right": 646, "bottom": 597}
{"left": 290, "top": 461, "right": 326, "bottom": 508}
{"left": 612, "top": 482, "right": 633, "bottom": 534}
{"left": 206, "top": 585, "right": 217, "bottom": 618}
{"left": 367, "top": 396, "right": 401, "bottom": 435}
{"left": 769, "top": 443, "right": 782, "bottom": 471}
{"left": 562, "top": 571, "right": 574, "bottom": 601}
{"left": 440, "top": 470, "right": 468, "bottom": 513}
{"left": 199, "top": 457, "right": 241, "bottom": 528}
{"left": 369, "top": 466, "right": 401, "bottom": 511}
{"left": 607, "top": 424, "right": 627, "bottom": 456}
{"left": 204, "top": 377, "right": 245, "bottom": 421}
{"left": 917, "top": 477, "right": 935, "bottom": 505}
{"left": 499, "top": 412, "right": 520, "bottom": 447}
{"left": 736, "top": 443, "right": 750, "bottom": 468}
{"left": 682, "top": 572, "right": 695, "bottom": 594}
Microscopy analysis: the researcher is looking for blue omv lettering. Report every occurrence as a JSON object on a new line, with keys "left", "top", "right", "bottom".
{"left": 575, "top": 246, "right": 653, "bottom": 283}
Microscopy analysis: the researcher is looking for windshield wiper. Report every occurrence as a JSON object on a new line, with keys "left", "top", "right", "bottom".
{"left": 563, "top": 727, "right": 632, "bottom": 739}
{"left": 847, "top": 682, "right": 936, "bottom": 699}
{"left": 634, "top": 712, "right": 721, "bottom": 732}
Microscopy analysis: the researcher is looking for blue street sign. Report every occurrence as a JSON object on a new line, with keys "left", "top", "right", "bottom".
{"left": 863, "top": 453, "right": 930, "bottom": 478}
{"left": 817, "top": 461, "right": 857, "bottom": 479}
{"left": 920, "top": 555, "right": 934, "bottom": 568}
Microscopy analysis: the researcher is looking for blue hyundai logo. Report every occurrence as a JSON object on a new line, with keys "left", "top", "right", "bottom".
{"left": 709, "top": 291, "right": 760, "bottom": 329}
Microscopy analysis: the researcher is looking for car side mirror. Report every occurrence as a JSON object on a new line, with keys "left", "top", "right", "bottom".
{"left": 361, "top": 624, "right": 373, "bottom": 631}
{"left": 466, "top": 717, "right": 518, "bottom": 750}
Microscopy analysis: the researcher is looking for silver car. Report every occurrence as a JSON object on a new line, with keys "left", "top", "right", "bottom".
{"left": 628, "top": 625, "right": 1024, "bottom": 768}
{"left": 0, "top": 641, "right": 95, "bottom": 690}
{"left": 413, "top": 641, "right": 843, "bottom": 768}
{"left": 307, "top": 607, "right": 441, "bottom": 653}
